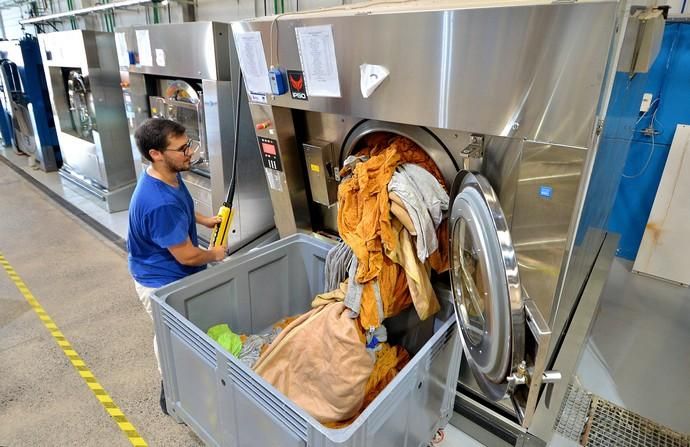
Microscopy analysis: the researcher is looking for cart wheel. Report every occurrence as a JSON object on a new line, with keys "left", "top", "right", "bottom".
{"left": 430, "top": 428, "right": 445, "bottom": 445}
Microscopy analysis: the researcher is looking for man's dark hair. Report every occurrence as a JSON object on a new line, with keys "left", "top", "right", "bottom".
{"left": 134, "top": 118, "right": 186, "bottom": 162}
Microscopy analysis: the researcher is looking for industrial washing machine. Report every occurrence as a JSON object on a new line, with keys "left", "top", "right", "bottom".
{"left": 232, "top": 0, "right": 644, "bottom": 444}
{"left": 0, "top": 36, "right": 61, "bottom": 172}
{"left": 118, "top": 22, "right": 274, "bottom": 246}
{"left": 39, "top": 30, "right": 135, "bottom": 212}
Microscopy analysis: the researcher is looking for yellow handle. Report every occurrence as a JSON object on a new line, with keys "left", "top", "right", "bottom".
{"left": 209, "top": 206, "right": 234, "bottom": 248}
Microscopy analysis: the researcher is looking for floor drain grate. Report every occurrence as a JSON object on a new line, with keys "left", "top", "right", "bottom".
{"left": 555, "top": 383, "right": 593, "bottom": 442}
{"left": 582, "top": 398, "right": 690, "bottom": 447}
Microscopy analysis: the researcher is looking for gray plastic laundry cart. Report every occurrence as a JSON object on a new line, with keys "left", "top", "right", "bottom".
{"left": 151, "top": 233, "right": 462, "bottom": 447}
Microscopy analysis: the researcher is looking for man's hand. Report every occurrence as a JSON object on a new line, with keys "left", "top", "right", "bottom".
{"left": 197, "top": 213, "right": 222, "bottom": 229}
{"left": 210, "top": 244, "right": 228, "bottom": 262}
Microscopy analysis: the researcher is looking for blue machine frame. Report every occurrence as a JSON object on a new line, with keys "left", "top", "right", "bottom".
{"left": 0, "top": 35, "right": 61, "bottom": 171}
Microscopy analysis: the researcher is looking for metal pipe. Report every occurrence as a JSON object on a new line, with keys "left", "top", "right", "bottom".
{"left": 152, "top": 2, "right": 159, "bottom": 23}
{"left": 66, "top": 0, "right": 77, "bottom": 30}
{"left": 19, "top": 0, "right": 160, "bottom": 24}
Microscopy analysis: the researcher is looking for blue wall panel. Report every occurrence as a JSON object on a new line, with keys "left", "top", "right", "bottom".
{"left": 606, "top": 23, "right": 690, "bottom": 260}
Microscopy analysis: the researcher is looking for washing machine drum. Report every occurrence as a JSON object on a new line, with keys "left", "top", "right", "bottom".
{"left": 340, "top": 120, "right": 458, "bottom": 189}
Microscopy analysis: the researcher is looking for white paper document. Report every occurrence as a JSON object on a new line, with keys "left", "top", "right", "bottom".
{"left": 295, "top": 25, "right": 341, "bottom": 98}
{"left": 114, "top": 32, "right": 129, "bottom": 67}
{"left": 135, "top": 30, "right": 153, "bottom": 66}
{"left": 155, "top": 48, "right": 166, "bottom": 67}
{"left": 234, "top": 31, "right": 271, "bottom": 94}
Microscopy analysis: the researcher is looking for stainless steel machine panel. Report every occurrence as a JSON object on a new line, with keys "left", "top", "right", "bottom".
{"left": 39, "top": 30, "right": 135, "bottom": 212}
{"left": 234, "top": 1, "right": 617, "bottom": 149}
{"left": 119, "top": 22, "right": 274, "bottom": 248}
{"left": 235, "top": 0, "right": 635, "bottom": 443}
{"left": 125, "top": 22, "right": 230, "bottom": 81}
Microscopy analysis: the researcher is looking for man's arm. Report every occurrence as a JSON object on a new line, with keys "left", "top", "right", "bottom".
{"left": 195, "top": 212, "right": 222, "bottom": 229}
{"left": 168, "top": 238, "right": 227, "bottom": 266}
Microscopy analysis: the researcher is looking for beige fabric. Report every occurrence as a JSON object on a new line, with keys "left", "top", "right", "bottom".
{"left": 389, "top": 192, "right": 417, "bottom": 236}
{"left": 254, "top": 303, "right": 374, "bottom": 424}
{"left": 134, "top": 281, "right": 162, "bottom": 375}
{"left": 311, "top": 282, "right": 348, "bottom": 307}
{"left": 385, "top": 220, "right": 440, "bottom": 321}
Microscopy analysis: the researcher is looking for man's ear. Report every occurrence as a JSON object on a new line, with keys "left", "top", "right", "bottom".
{"left": 149, "top": 148, "right": 163, "bottom": 162}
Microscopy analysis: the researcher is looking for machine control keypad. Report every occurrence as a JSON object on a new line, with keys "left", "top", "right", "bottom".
{"left": 258, "top": 136, "right": 283, "bottom": 172}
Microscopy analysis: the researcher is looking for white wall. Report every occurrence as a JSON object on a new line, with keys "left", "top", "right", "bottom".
{"left": 665, "top": 0, "right": 690, "bottom": 16}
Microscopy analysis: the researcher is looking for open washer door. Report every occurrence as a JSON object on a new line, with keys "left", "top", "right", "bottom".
{"left": 449, "top": 170, "right": 557, "bottom": 426}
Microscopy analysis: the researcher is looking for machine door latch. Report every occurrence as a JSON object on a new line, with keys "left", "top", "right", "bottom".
{"left": 461, "top": 134, "right": 485, "bottom": 158}
{"left": 507, "top": 361, "right": 561, "bottom": 388}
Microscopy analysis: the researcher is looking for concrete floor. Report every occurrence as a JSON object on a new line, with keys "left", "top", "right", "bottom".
{"left": 0, "top": 161, "right": 202, "bottom": 446}
{"left": 576, "top": 257, "right": 690, "bottom": 434}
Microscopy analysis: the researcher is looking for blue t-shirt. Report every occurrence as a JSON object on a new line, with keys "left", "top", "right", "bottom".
{"left": 127, "top": 171, "right": 204, "bottom": 288}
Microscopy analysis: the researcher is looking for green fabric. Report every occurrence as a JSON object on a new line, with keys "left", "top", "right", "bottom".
{"left": 207, "top": 324, "right": 243, "bottom": 357}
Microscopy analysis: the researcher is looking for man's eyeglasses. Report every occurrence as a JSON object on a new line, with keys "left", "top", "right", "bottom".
{"left": 168, "top": 138, "right": 198, "bottom": 154}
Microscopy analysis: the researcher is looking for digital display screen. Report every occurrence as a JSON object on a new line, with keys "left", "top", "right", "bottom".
{"left": 262, "top": 142, "right": 276, "bottom": 155}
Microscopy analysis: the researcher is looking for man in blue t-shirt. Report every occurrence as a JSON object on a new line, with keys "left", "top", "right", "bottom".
{"left": 127, "top": 118, "right": 227, "bottom": 414}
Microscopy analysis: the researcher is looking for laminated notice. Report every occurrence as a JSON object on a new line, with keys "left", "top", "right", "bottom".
{"left": 135, "top": 30, "right": 153, "bottom": 66}
{"left": 295, "top": 25, "right": 341, "bottom": 97}
{"left": 234, "top": 31, "right": 272, "bottom": 94}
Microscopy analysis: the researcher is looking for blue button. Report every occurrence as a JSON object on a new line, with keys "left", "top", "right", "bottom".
{"left": 539, "top": 185, "right": 553, "bottom": 199}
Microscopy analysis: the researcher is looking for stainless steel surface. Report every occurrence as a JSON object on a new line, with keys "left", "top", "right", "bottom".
{"left": 452, "top": 393, "right": 545, "bottom": 447}
{"left": 120, "top": 22, "right": 273, "bottom": 248}
{"left": 618, "top": 8, "right": 666, "bottom": 74}
{"left": 449, "top": 171, "right": 524, "bottom": 402}
{"left": 236, "top": 0, "right": 635, "bottom": 442}
{"left": 233, "top": 1, "right": 617, "bottom": 149}
{"left": 302, "top": 139, "right": 338, "bottom": 207}
{"left": 511, "top": 142, "right": 587, "bottom": 323}
{"left": 39, "top": 30, "right": 135, "bottom": 211}
{"left": 125, "top": 22, "right": 231, "bottom": 81}
{"left": 530, "top": 234, "right": 618, "bottom": 443}
{"left": 250, "top": 103, "right": 310, "bottom": 237}
{"left": 520, "top": 298, "right": 554, "bottom": 428}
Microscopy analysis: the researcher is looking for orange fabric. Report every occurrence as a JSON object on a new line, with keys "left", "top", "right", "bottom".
{"left": 428, "top": 219, "right": 450, "bottom": 273}
{"left": 357, "top": 253, "right": 413, "bottom": 329}
{"left": 324, "top": 343, "right": 410, "bottom": 429}
{"left": 273, "top": 315, "right": 300, "bottom": 331}
{"left": 338, "top": 135, "right": 448, "bottom": 329}
{"left": 338, "top": 147, "right": 400, "bottom": 285}
{"left": 351, "top": 133, "right": 447, "bottom": 190}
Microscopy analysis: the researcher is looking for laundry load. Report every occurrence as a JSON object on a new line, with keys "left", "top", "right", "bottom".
{"left": 214, "top": 133, "right": 450, "bottom": 427}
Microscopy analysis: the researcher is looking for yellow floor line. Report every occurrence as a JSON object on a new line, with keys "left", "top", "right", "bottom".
{"left": 0, "top": 253, "right": 148, "bottom": 447}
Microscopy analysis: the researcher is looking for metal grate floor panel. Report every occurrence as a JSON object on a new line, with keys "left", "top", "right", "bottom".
{"left": 555, "top": 383, "right": 594, "bottom": 442}
{"left": 583, "top": 398, "right": 690, "bottom": 447}
{"left": 555, "top": 383, "right": 690, "bottom": 447}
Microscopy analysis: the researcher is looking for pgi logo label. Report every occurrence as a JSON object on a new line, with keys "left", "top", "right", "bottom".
{"left": 287, "top": 70, "right": 308, "bottom": 101}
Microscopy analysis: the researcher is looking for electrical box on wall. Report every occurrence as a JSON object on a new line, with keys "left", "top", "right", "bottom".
{"left": 618, "top": 8, "right": 666, "bottom": 74}
{"left": 303, "top": 140, "right": 339, "bottom": 207}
